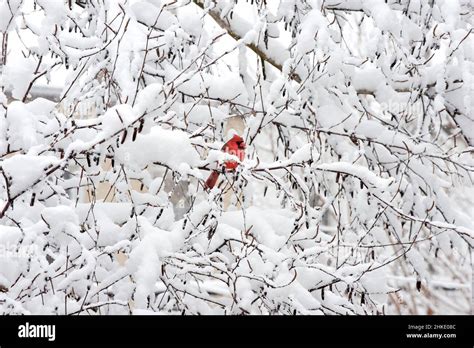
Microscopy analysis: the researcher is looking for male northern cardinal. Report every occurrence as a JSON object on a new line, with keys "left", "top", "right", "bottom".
{"left": 205, "top": 134, "right": 246, "bottom": 189}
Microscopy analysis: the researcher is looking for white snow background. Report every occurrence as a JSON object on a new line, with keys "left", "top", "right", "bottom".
{"left": 0, "top": 0, "right": 473, "bottom": 315}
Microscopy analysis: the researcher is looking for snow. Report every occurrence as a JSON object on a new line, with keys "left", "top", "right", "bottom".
{"left": 169, "top": 69, "right": 249, "bottom": 105}
{"left": 316, "top": 162, "right": 393, "bottom": 189}
{"left": 131, "top": 1, "right": 178, "bottom": 30}
{"left": 2, "top": 57, "right": 37, "bottom": 100}
{"left": 0, "top": 0, "right": 21, "bottom": 32}
{"left": 352, "top": 67, "right": 387, "bottom": 95}
{"left": 290, "top": 143, "right": 313, "bottom": 163}
{"left": 0, "top": 0, "right": 472, "bottom": 316}
{"left": 1, "top": 154, "right": 59, "bottom": 196}
{"left": 98, "top": 104, "right": 136, "bottom": 139}
{"left": 116, "top": 125, "right": 200, "bottom": 171}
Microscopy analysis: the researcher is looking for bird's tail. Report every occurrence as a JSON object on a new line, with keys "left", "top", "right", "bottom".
{"left": 205, "top": 170, "right": 220, "bottom": 189}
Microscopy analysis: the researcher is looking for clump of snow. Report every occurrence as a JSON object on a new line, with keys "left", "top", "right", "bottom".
{"left": 1, "top": 155, "right": 59, "bottom": 196}
{"left": 2, "top": 57, "right": 37, "bottom": 100}
{"left": 116, "top": 126, "right": 200, "bottom": 171}
{"left": 316, "top": 162, "right": 393, "bottom": 189}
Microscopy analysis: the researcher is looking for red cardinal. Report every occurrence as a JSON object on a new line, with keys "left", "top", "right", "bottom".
{"left": 205, "top": 134, "right": 246, "bottom": 189}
